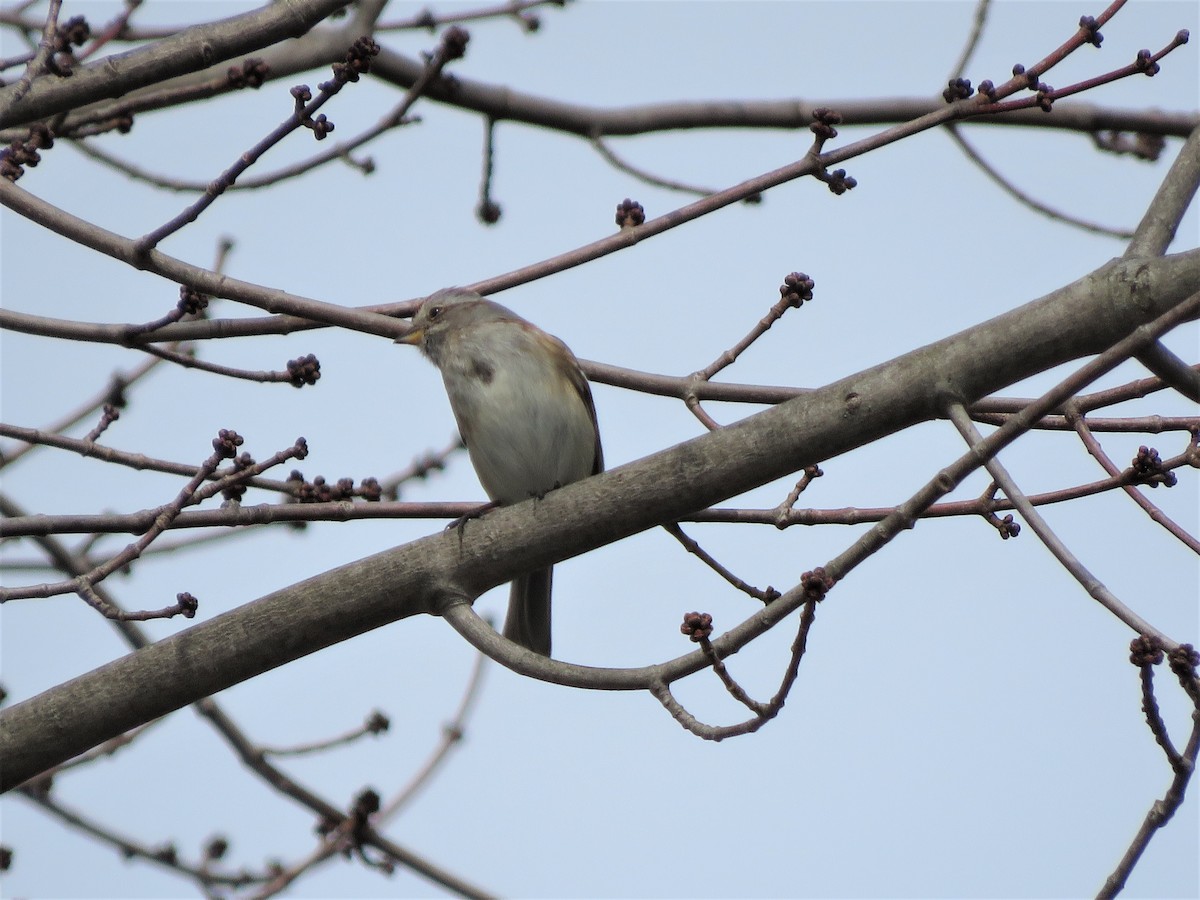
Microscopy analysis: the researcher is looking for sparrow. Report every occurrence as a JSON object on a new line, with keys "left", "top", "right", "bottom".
{"left": 400, "top": 288, "right": 603, "bottom": 656}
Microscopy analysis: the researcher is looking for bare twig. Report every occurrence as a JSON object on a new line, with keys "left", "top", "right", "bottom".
{"left": 590, "top": 135, "right": 716, "bottom": 197}
{"left": 947, "top": 0, "right": 992, "bottom": 79}
{"left": 3, "top": 0, "right": 61, "bottom": 107}
{"left": 653, "top": 598, "right": 819, "bottom": 740}
{"left": 134, "top": 37, "right": 386, "bottom": 253}
{"left": 377, "top": 0, "right": 561, "bottom": 32}
{"left": 663, "top": 523, "right": 779, "bottom": 602}
{"left": 71, "top": 24, "right": 462, "bottom": 193}
{"left": 1067, "top": 407, "right": 1200, "bottom": 553}
{"left": 260, "top": 711, "right": 391, "bottom": 758}
{"left": 16, "top": 786, "right": 268, "bottom": 889}
{"left": 1098, "top": 643, "right": 1200, "bottom": 898}
{"left": 0, "top": 237, "right": 232, "bottom": 471}
{"left": 0, "top": 432, "right": 306, "bottom": 607}
{"left": 944, "top": 123, "right": 1134, "bottom": 238}
{"left": 943, "top": 402, "right": 1179, "bottom": 642}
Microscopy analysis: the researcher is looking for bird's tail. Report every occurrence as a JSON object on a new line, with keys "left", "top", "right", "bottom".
{"left": 503, "top": 566, "right": 553, "bottom": 656}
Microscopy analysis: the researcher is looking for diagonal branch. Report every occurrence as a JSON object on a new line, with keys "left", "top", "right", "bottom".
{"left": 3, "top": 251, "right": 1196, "bottom": 791}
{"left": 0, "top": 0, "right": 351, "bottom": 128}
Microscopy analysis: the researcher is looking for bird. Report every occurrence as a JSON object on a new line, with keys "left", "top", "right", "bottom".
{"left": 399, "top": 288, "right": 603, "bottom": 656}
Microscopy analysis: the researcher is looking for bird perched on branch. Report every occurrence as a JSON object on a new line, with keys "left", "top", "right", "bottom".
{"left": 400, "top": 288, "right": 603, "bottom": 656}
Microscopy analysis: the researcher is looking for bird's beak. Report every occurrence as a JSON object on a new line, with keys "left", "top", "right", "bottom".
{"left": 396, "top": 327, "right": 423, "bottom": 346}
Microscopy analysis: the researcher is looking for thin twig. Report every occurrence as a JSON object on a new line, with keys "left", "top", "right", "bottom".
{"left": 662, "top": 522, "right": 779, "bottom": 602}
{"left": 943, "top": 401, "right": 1178, "bottom": 642}
{"left": 1067, "top": 407, "right": 1200, "bottom": 553}
{"left": 945, "top": 123, "right": 1134, "bottom": 238}
{"left": 653, "top": 599, "right": 819, "bottom": 740}
{"left": 259, "top": 710, "right": 390, "bottom": 758}
{"left": 3, "top": 0, "right": 61, "bottom": 107}
{"left": 946, "top": 0, "right": 992, "bottom": 79}
{"left": 590, "top": 135, "right": 716, "bottom": 197}
{"left": 16, "top": 787, "right": 268, "bottom": 888}
{"left": 1098, "top": 648, "right": 1200, "bottom": 898}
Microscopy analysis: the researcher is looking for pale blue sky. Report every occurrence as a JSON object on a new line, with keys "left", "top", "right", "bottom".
{"left": 2, "top": 2, "right": 1198, "bottom": 898}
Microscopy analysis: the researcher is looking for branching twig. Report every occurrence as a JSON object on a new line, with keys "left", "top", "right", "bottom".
{"left": 655, "top": 596, "right": 820, "bottom": 740}
{"left": 1067, "top": 407, "right": 1199, "bottom": 553}
{"left": 377, "top": 0, "right": 560, "bottom": 33}
{"left": 590, "top": 134, "right": 717, "bottom": 198}
{"left": 684, "top": 274, "right": 815, "bottom": 429}
{"left": 0, "top": 432, "right": 307, "bottom": 608}
{"left": 947, "top": 0, "right": 992, "bottom": 80}
{"left": 72, "top": 25, "right": 464, "bottom": 193}
{"left": 0, "top": 422, "right": 301, "bottom": 498}
{"left": 1099, "top": 642, "right": 1200, "bottom": 898}
{"left": 0, "top": 493, "right": 493, "bottom": 898}
{"left": 134, "top": 38, "right": 385, "bottom": 253}
{"left": 259, "top": 711, "right": 390, "bottom": 758}
{"left": 380, "top": 434, "right": 465, "bottom": 500}
{"left": 944, "top": 123, "right": 1134, "bottom": 238}
{"left": 943, "top": 401, "right": 1178, "bottom": 642}
{"left": 662, "top": 523, "right": 779, "bottom": 602}
{"left": 251, "top": 647, "right": 489, "bottom": 898}
{"left": 0, "top": 237, "right": 232, "bottom": 470}
{"left": 16, "top": 786, "right": 267, "bottom": 889}
{"left": 3, "top": 0, "right": 62, "bottom": 107}
{"left": 5, "top": 441, "right": 1193, "bottom": 540}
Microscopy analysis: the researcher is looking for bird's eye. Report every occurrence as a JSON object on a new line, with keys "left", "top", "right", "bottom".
{"left": 428, "top": 305, "right": 443, "bottom": 320}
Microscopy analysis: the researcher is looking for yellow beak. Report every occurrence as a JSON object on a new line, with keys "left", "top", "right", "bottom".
{"left": 397, "top": 327, "right": 423, "bottom": 346}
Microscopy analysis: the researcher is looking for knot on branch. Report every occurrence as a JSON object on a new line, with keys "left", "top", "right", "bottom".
{"left": 477, "top": 199, "right": 502, "bottom": 224}
{"left": 1011, "top": 63, "right": 1039, "bottom": 88}
{"left": 221, "top": 452, "right": 256, "bottom": 502}
{"left": 1134, "top": 48, "right": 1160, "bottom": 77}
{"left": 150, "top": 843, "right": 178, "bottom": 865}
{"left": 359, "top": 476, "right": 382, "bottom": 501}
{"left": 46, "top": 15, "right": 90, "bottom": 78}
{"left": 286, "top": 468, "right": 377, "bottom": 503}
{"left": 57, "top": 15, "right": 90, "bottom": 47}
{"left": 203, "top": 836, "right": 229, "bottom": 861}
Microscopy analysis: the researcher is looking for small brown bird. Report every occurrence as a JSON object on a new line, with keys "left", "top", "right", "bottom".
{"left": 400, "top": 288, "right": 603, "bottom": 656}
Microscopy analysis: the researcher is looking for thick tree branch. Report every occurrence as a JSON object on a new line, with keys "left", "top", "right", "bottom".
{"left": 2, "top": 250, "right": 1197, "bottom": 791}
{"left": 0, "top": 0, "right": 351, "bottom": 128}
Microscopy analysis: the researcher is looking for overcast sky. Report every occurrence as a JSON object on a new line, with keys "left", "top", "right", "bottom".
{"left": 2, "top": 1, "right": 1198, "bottom": 898}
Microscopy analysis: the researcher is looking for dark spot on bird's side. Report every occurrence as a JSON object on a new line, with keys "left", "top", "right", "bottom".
{"left": 472, "top": 358, "right": 495, "bottom": 384}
